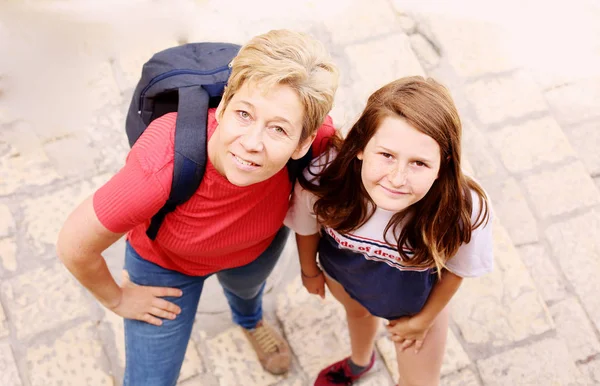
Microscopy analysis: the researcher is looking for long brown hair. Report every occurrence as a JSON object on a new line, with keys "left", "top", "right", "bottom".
{"left": 300, "top": 77, "right": 490, "bottom": 275}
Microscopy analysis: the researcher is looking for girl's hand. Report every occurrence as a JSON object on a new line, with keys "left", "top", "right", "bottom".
{"left": 301, "top": 268, "right": 326, "bottom": 299}
{"left": 386, "top": 315, "right": 433, "bottom": 354}
{"left": 109, "top": 270, "right": 183, "bottom": 326}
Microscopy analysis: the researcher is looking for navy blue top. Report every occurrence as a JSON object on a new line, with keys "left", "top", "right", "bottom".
{"left": 319, "top": 231, "right": 437, "bottom": 320}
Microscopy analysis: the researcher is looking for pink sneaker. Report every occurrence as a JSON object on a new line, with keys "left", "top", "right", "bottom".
{"left": 314, "top": 352, "right": 375, "bottom": 385}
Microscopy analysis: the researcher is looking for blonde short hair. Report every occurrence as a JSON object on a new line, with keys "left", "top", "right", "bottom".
{"left": 220, "top": 29, "right": 339, "bottom": 142}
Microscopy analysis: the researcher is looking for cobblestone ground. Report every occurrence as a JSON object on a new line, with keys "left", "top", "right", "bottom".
{"left": 1, "top": 0, "right": 599, "bottom": 385}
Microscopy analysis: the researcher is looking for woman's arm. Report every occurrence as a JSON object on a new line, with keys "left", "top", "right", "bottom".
{"left": 295, "top": 232, "right": 326, "bottom": 299}
{"left": 57, "top": 195, "right": 182, "bottom": 326}
{"left": 386, "top": 270, "right": 463, "bottom": 352}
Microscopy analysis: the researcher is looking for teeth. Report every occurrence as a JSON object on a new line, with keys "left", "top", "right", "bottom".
{"left": 235, "top": 155, "right": 255, "bottom": 166}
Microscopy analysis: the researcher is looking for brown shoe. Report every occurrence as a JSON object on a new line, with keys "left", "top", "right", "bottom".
{"left": 242, "top": 320, "right": 291, "bottom": 375}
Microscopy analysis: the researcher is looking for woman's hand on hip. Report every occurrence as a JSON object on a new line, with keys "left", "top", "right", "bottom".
{"left": 110, "top": 270, "right": 183, "bottom": 326}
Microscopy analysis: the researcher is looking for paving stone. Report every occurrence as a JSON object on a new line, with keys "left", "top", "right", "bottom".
{"left": 441, "top": 368, "right": 480, "bottom": 386}
{"left": 564, "top": 121, "right": 600, "bottom": 175}
{"left": 184, "top": 11, "right": 247, "bottom": 48}
{"left": 43, "top": 134, "right": 99, "bottom": 178}
{"left": 177, "top": 375, "right": 219, "bottom": 386}
{"left": 545, "top": 78, "right": 600, "bottom": 126}
{"left": 85, "top": 106, "right": 130, "bottom": 174}
{"left": 522, "top": 162, "right": 600, "bottom": 219}
{"left": 397, "top": 13, "right": 417, "bottom": 34}
{"left": 26, "top": 322, "right": 113, "bottom": 386}
{"left": 489, "top": 116, "right": 576, "bottom": 173}
{"left": 377, "top": 328, "right": 470, "bottom": 381}
{"left": 476, "top": 338, "right": 584, "bottom": 385}
{"left": 377, "top": 335, "right": 400, "bottom": 382}
{"left": 0, "top": 125, "right": 60, "bottom": 196}
{"left": 84, "top": 61, "right": 122, "bottom": 111}
{"left": 275, "top": 276, "right": 351, "bottom": 378}
{"left": 179, "top": 341, "right": 204, "bottom": 383}
{"left": 517, "top": 244, "right": 568, "bottom": 304}
{"left": 70, "top": 62, "right": 121, "bottom": 137}
{"left": 452, "top": 220, "right": 553, "bottom": 347}
{"left": 0, "top": 103, "right": 14, "bottom": 126}
{"left": 409, "top": 33, "right": 440, "bottom": 70}
{"left": 465, "top": 72, "right": 548, "bottom": 125}
{"left": 546, "top": 210, "right": 600, "bottom": 333}
{"left": 0, "top": 120, "right": 45, "bottom": 158}
{"left": 407, "top": 13, "right": 518, "bottom": 77}
{"left": 1, "top": 9, "right": 121, "bottom": 136}
{"left": 484, "top": 178, "right": 538, "bottom": 245}
{"left": 0, "top": 204, "right": 15, "bottom": 237}
{"left": 353, "top": 369, "right": 394, "bottom": 386}
{"left": 578, "top": 359, "right": 600, "bottom": 384}
{"left": 0, "top": 135, "right": 10, "bottom": 157}
{"left": 204, "top": 326, "right": 284, "bottom": 386}
{"left": 0, "top": 301, "right": 8, "bottom": 338}
{"left": 321, "top": 0, "right": 399, "bottom": 45}
{"left": 441, "top": 329, "right": 472, "bottom": 375}
{"left": 345, "top": 33, "right": 425, "bottom": 107}
{"left": 0, "top": 342, "right": 22, "bottom": 386}
{"left": 114, "top": 38, "right": 179, "bottom": 90}
{"left": 274, "top": 377, "right": 305, "bottom": 386}
{"left": 102, "top": 309, "right": 126, "bottom": 369}
{"left": 524, "top": 1, "right": 600, "bottom": 90}
{"left": 22, "top": 174, "right": 111, "bottom": 255}
{"left": 550, "top": 297, "right": 600, "bottom": 362}
{"left": 0, "top": 263, "right": 91, "bottom": 339}
{"left": 190, "top": 0, "right": 314, "bottom": 35}
{"left": 328, "top": 84, "right": 363, "bottom": 135}
{"left": 461, "top": 120, "right": 500, "bottom": 180}
{"left": 0, "top": 237, "right": 17, "bottom": 273}
{"left": 462, "top": 158, "right": 475, "bottom": 177}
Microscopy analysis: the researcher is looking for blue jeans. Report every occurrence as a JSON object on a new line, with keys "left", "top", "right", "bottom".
{"left": 122, "top": 226, "right": 290, "bottom": 386}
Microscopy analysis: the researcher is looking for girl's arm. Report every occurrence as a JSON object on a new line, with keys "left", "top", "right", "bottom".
{"left": 296, "top": 232, "right": 321, "bottom": 275}
{"left": 57, "top": 195, "right": 183, "bottom": 326}
{"left": 295, "top": 232, "right": 326, "bottom": 299}
{"left": 412, "top": 269, "right": 463, "bottom": 327}
{"left": 386, "top": 269, "right": 463, "bottom": 352}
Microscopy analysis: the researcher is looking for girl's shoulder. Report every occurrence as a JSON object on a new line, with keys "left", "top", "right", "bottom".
{"left": 466, "top": 182, "right": 493, "bottom": 226}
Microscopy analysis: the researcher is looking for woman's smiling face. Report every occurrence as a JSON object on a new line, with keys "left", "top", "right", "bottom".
{"left": 209, "top": 81, "right": 313, "bottom": 187}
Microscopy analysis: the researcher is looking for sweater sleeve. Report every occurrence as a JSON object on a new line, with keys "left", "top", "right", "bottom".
{"left": 312, "top": 115, "right": 336, "bottom": 156}
{"left": 93, "top": 114, "right": 177, "bottom": 233}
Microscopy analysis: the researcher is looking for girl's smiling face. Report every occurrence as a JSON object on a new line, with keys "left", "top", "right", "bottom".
{"left": 357, "top": 115, "right": 441, "bottom": 212}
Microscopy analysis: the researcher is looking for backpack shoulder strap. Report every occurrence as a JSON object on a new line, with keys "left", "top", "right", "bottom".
{"left": 146, "top": 85, "right": 209, "bottom": 240}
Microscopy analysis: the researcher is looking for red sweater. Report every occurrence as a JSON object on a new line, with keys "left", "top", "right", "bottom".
{"left": 94, "top": 109, "right": 334, "bottom": 275}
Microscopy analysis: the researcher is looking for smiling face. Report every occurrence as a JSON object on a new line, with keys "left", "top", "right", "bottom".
{"left": 357, "top": 115, "right": 441, "bottom": 212}
{"left": 208, "top": 81, "right": 315, "bottom": 187}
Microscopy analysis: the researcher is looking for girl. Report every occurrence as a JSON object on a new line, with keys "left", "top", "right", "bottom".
{"left": 285, "top": 76, "right": 493, "bottom": 386}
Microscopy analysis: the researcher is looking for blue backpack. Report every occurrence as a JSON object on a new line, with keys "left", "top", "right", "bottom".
{"left": 125, "top": 42, "right": 313, "bottom": 240}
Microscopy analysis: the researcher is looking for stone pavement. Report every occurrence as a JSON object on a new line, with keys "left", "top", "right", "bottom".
{"left": 1, "top": 0, "right": 599, "bottom": 384}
